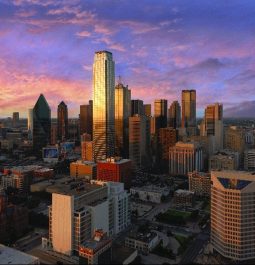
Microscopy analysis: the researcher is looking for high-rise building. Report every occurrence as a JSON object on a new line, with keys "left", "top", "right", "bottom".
{"left": 97, "top": 157, "right": 132, "bottom": 189}
{"left": 209, "top": 150, "right": 239, "bottom": 171}
{"left": 57, "top": 101, "right": 68, "bottom": 141}
{"left": 154, "top": 99, "right": 167, "bottom": 131}
{"left": 115, "top": 82, "right": 131, "bottom": 157}
{"left": 181, "top": 90, "right": 196, "bottom": 129}
{"left": 32, "top": 94, "right": 51, "bottom": 150}
{"left": 80, "top": 100, "right": 93, "bottom": 136}
{"left": 200, "top": 103, "right": 223, "bottom": 151}
{"left": 188, "top": 171, "right": 211, "bottom": 197}
{"left": 169, "top": 141, "right": 203, "bottom": 175}
{"left": 244, "top": 149, "right": 255, "bottom": 171}
{"left": 93, "top": 51, "right": 115, "bottom": 161}
{"left": 144, "top": 104, "right": 151, "bottom": 116}
{"left": 129, "top": 115, "right": 150, "bottom": 171}
{"left": 27, "top": 109, "right": 33, "bottom": 140}
{"left": 81, "top": 141, "right": 94, "bottom": 161}
{"left": 12, "top": 112, "right": 19, "bottom": 127}
{"left": 211, "top": 170, "right": 255, "bottom": 261}
{"left": 168, "top": 101, "right": 181, "bottom": 128}
{"left": 50, "top": 123, "right": 57, "bottom": 145}
{"left": 131, "top": 100, "right": 144, "bottom": 116}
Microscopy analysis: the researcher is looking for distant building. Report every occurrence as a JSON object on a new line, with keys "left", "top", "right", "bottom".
{"left": 131, "top": 100, "right": 144, "bottom": 116}
{"left": 80, "top": 100, "right": 93, "bottom": 136}
{"left": 97, "top": 157, "right": 132, "bottom": 189}
{"left": 32, "top": 94, "right": 51, "bottom": 150}
{"left": 144, "top": 104, "right": 151, "bottom": 116}
{"left": 50, "top": 123, "right": 57, "bottom": 145}
{"left": 154, "top": 99, "right": 167, "bottom": 131}
{"left": 209, "top": 150, "right": 239, "bottom": 171}
{"left": 70, "top": 160, "right": 97, "bottom": 180}
{"left": 12, "top": 112, "right": 19, "bottom": 127}
{"left": 57, "top": 101, "right": 68, "bottom": 141}
{"left": 81, "top": 141, "right": 94, "bottom": 162}
{"left": 244, "top": 149, "right": 255, "bottom": 171}
{"left": 129, "top": 115, "right": 151, "bottom": 171}
{"left": 173, "top": 189, "right": 195, "bottom": 207}
{"left": 27, "top": 109, "right": 33, "bottom": 140}
{"left": 93, "top": 51, "right": 115, "bottom": 161}
{"left": 68, "top": 119, "right": 80, "bottom": 142}
{"left": 115, "top": 82, "right": 131, "bottom": 158}
{"left": 169, "top": 141, "right": 203, "bottom": 175}
{"left": 211, "top": 170, "right": 255, "bottom": 261}
{"left": 181, "top": 90, "right": 196, "bottom": 132}
{"left": 188, "top": 171, "right": 211, "bottom": 197}
{"left": 168, "top": 101, "right": 181, "bottom": 128}
{"left": 79, "top": 230, "right": 112, "bottom": 265}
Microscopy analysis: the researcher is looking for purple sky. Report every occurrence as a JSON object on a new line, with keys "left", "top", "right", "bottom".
{"left": 0, "top": 0, "right": 255, "bottom": 118}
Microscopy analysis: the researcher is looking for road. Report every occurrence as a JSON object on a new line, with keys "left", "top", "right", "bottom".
{"left": 179, "top": 225, "right": 210, "bottom": 264}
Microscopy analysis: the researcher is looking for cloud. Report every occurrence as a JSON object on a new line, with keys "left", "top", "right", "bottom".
{"left": 76, "top": 30, "right": 91, "bottom": 38}
{"left": 224, "top": 101, "right": 255, "bottom": 118}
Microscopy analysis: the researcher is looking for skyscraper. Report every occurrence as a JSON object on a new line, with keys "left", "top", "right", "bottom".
{"left": 181, "top": 90, "right": 196, "bottom": 129}
{"left": 93, "top": 51, "right": 115, "bottom": 161}
{"left": 154, "top": 99, "right": 167, "bottom": 130}
{"left": 12, "top": 112, "right": 19, "bottom": 127}
{"left": 131, "top": 99, "right": 144, "bottom": 116}
{"left": 32, "top": 94, "right": 51, "bottom": 150}
{"left": 27, "top": 108, "right": 33, "bottom": 140}
{"left": 200, "top": 103, "right": 223, "bottom": 151}
{"left": 57, "top": 101, "right": 68, "bottom": 141}
{"left": 115, "top": 82, "right": 131, "bottom": 157}
{"left": 80, "top": 100, "right": 93, "bottom": 137}
{"left": 168, "top": 101, "right": 181, "bottom": 128}
{"left": 144, "top": 104, "right": 151, "bottom": 116}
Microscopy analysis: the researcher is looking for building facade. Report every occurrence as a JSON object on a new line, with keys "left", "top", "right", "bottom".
{"left": 181, "top": 90, "right": 196, "bottom": 129}
{"left": 80, "top": 100, "right": 93, "bottom": 136}
{"left": 154, "top": 99, "right": 167, "bottom": 131}
{"left": 168, "top": 101, "right": 181, "bottom": 129}
{"left": 57, "top": 101, "right": 68, "bottom": 141}
{"left": 188, "top": 171, "right": 211, "bottom": 197}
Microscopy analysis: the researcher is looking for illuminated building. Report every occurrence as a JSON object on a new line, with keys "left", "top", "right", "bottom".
{"left": 211, "top": 170, "right": 255, "bottom": 261}
{"left": 115, "top": 82, "right": 131, "bottom": 157}
{"left": 81, "top": 141, "right": 94, "bottom": 162}
{"left": 93, "top": 51, "right": 115, "bottom": 161}
{"left": 97, "top": 157, "right": 132, "bottom": 189}
{"left": 32, "top": 94, "right": 51, "bottom": 150}
{"left": 80, "top": 100, "right": 93, "bottom": 136}
{"left": 57, "top": 101, "right": 68, "bottom": 141}
{"left": 168, "top": 101, "right": 181, "bottom": 128}
{"left": 181, "top": 90, "right": 196, "bottom": 135}
{"left": 200, "top": 103, "right": 223, "bottom": 151}
{"left": 27, "top": 108, "right": 33, "bottom": 140}
{"left": 131, "top": 99, "right": 144, "bottom": 116}
{"left": 154, "top": 99, "right": 167, "bottom": 131}
{"left": 144, "top": 104, "right": 151, "bottom": 116}
{"left": 188, "top": 171, "right": 211, "bottom": 197}
{"left": 70, "top": 160, "right": 97, "bottom": 180}
{"left": 169, "top": 141, "right": 203, "bottom": 175}
{"left": 129, "top": 115, "right": 151, "bottom": 171}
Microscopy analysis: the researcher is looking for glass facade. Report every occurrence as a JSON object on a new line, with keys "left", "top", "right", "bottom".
{"left": 93, "top": 51, "right": 115, "bottom": 161}
{"left": 181, "top": 90, "right": 196, "bottom": 128}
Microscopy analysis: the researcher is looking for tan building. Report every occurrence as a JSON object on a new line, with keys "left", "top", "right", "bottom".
{"left": 181, "top": 90, "right": 196, "bottom": 133}
{"left": 81, "top": 141, "right": 94, "bottom": 161}
{"left": 173, "top": 189, "right": 194, "bottom": 207}
{"left": 50, "top": 123, "right": 57, "bottom": 145}
{"left": 188, "top": 171, "right": 211, "bottom": 197}
{"left": 209, "top": 150, "right": 239, "bottom": 171}
{"left": 70, "top": 160, "right": 97, "bottom": 180}
{"left": 211, "top": 170, "right": 255, "bottom": 261}
{"left": 168, "top": 101, "right": 181, "bottom": 129}
{"left": 144, "top": 104, "right": 151, "bottom": 117}
{"left": 129, "top": 115, "right": 150, "bottom": 170}
{"left": 169, "top": 141, "right": 203, "bottom": 175}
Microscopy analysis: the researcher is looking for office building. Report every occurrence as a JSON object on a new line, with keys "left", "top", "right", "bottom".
{"left": 200, "top": 103, "right": 223, "bottom": 151}
{"left": 12, "top": 112, "right": 19, "bottom": 127}
{"left": 144, "top": 104, "right": 151, "bottom": 116}
{"left": 68, "top": 119, "right": 80, "bottom": 142}
{"left": 79, "top": 230, "right": 112, "bottom": 265}
{"left": 209, "top": 150, "right": 239, "bottom": 171}
{"left": 93, "top": 51, "right": 115, "bottom": 161}
{"left": 188, "top": 171, "right": 211, "bottom": 197}
{"left": 173, "top": 189, "right": 195, "bottom": 207}
{"left": 181, "top": 90, "right": 196, "bottom": 135}
{"left": 57, "top": 101, "right": 68, "bottom": 141}
{"left": 115, "top": 82, "right": 131, "bottom": 157}
{"left": 131, "top": 100, "right": 144, "bottom": 116}
{"left": 70, "top": 160, "right": 97, "bottom": 180}
{"left": 244, "top": 149, "right": 255, "bottom": 171}
{"left": 129, "top": 115, "right": 151, "bottom": 171}
{"left": 169, "top": 141, "right": 203, "bottom": 175}
{"left": 27, "top": 108, "right": 33, "bottom": 140}
{"left": 50, "top": 123, "right": 57, "bottom": 145}
{"left": 97, "top": 157, "right": 132, "bottom": 189}
{"left": 81, "top": 141, "right": 94, "bottom": 162}
{"left": 80, "top": 100, "right": 93, "bottom": 136}
{"left": 154, "top": 99, "right": 167, "bottom": 131}
{"left": 168, "top": 101, "right": 181, "bottom": 128}
{"left": 32, "top": 94, "right": 51, "bottom": 150}
{"left": 211, "top": 170, "right": 255, "bottom": 261}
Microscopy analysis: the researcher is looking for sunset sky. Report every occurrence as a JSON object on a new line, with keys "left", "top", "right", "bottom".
{"left": 0, "top": 0, "right": 255, "bottom": 118}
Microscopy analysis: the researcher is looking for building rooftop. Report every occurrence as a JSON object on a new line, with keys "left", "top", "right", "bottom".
{"left": 126, "top": 231, "right": 158, "bottom": 243}
{"left": 131, "top": 185, "right": 169, "bottom": 193}
{"left": 0, "top": 244, "right": 39, "bottom": 264}
{"left": 212, "top": 170, "right": 255, "bottom": 181}
{"left": 71, "top": 160, "right": 97, "bottom": 166}
{"left": 175, "top": 189, "right": 195, "bottom": 195}
{"left": 99, "top": 157, "right": 131, "bottom": 164}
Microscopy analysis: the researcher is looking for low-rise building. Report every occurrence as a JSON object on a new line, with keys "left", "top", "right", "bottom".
{"left": 173, "top": 189, "right": 195, "bottom": 207}
{"left": 70, "top": 160, "right": 97, "bottom": 180}
{"left": 244, "top": 149, "right": 255, "bottom": 171}
{"left": 125, "top": 232, "right": 159, "bottom": 254}
{"left": 130, "top": 185, "right": 170, "bottom": 204}
{"left": 209, "top": 150, "right": 239, "bottom": 171}
{"left": 188, "top": 171, "right": 211, "bottom": 197}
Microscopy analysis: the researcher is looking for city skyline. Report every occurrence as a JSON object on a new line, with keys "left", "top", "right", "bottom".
{"left": 0, "top": 0, "right": 255, "bottom": 118}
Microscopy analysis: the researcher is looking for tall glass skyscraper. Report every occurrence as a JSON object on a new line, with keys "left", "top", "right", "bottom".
{"left": 27, "top": 108, "right": 33, "bottom": 140}
{"left": 33, "top": 94, "right": 51, "bottom": 150}
{"left": 57, "top": 101, "right": 68, "bottom": 141}
{"left": 93, "top": 51, "right": 115, "bottom": 161}
{"left": 181, "top": 90, "right": 196, "bottom": 128}
{"left": 154, "top": 99, "right": 168, "bottom": 131}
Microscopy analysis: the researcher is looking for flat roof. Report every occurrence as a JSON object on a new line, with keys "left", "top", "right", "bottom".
{"left": 212, "top": 170, "right": 255, "bottom": 181}
{"left": 175, "top": 189, "right": 194, "bottom": 195}
{"left": 126, "top": 232, "right": 157, "bottom": 243}
{"left": 0, "top": 244, "right": 39, "bottom": 264}
{"left": 99, "top": 158, "right": 131, "bottom": 165}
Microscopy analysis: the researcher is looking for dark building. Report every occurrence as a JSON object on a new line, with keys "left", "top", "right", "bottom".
{"left": 131, "top": 100, "right": 144, "bottom": 116}
{"left": 144, "top": 104, "right": 151, "bottom": 116}
{"left": 32, "top": 94, "right": 51, "bottom": 150}
{"left": 80, "top": 100, "right": 93, "bottom": 137}
{"left": 57, "top": 101, "right": 68, "bottom": 141}
{"left": 154, "top": 99, "right": 167, "bottom": 131}
{"left": 168, "top": 101, "right": 181, "bottom": 128}
{"left": 12, "top": 112, "right": 19, "bottom": 127}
